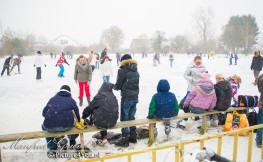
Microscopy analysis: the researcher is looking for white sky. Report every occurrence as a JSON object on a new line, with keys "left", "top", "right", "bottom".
{"left": 0, "top": 0, "right": 262, "bottom": 48}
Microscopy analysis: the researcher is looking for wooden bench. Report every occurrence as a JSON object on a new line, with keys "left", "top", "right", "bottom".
{"left": 0, "top": 107, "right": 248, "bottom": 149}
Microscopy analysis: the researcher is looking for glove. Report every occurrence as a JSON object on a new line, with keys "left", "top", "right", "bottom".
{"left": 34, "top": 65, "right": 35, "bottom": 67}
{"left": 80, "top": 119, "right": 88, "bottom": 128}
{"left": 44, "top": 64, "right": 46, "bottom": 67}
{"left": 75, "top": 119, "right": 88, "bottom": 130}
{"left": 147, "top": 116, "right": 154, "bottom": 119}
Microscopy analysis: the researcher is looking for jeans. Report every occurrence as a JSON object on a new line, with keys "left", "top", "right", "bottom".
{"left": 58, "top": 65, "right": 64, "bottom": 77}
{"left": 10, "top": 64, "right": 20, "bottom": 73}
{"left": 95, "top": 61, "right": 99, "bottom": 69}
{"left": 170, "top": 60, "right": 173, "bottom": 67}
{"left": 78, "top": 82, "right": 90, "bottom": 98}
{"left": 42, "top": 125, "right": 78, "bottom": 150}
{"left": 120, "top": 100, "right": 138, "bottom": 136}
{"left": 183, "top": 106, "right": 206, "bottom": 121}
{"left": 256, "top": 109, "right": 263, "bottom": 145}
{"left": 36, "top": 67, "right": 41, "bottom": 80}
{"left": 229, "top": 58, "right": 232, "bottom": 65}
{"left": 103, "top": 76, "right": 110, "bottom": 83}
{"left": 254, "top": 70, "right": 260, "bottom": 83}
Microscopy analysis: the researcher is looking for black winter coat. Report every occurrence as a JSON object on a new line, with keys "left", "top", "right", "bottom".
{"left": 251, "top": 56, "right": 263, "bottom": 71}
{"left": 42, "top": 91, "right": 80, "bottom": 129}
{"left": 4, "top": 57, "right": 12, "bottom": 67}
{"left": 114, "top": 59, "right": 140, "bottom": 101}
{"left": 100, "top": 51, "right": 107, "bottom": 60}
{"left": 82, "top": 83, "right": 119, "bottom": 129}
{"left": 214, "top": 81, "right": 232, "bottom": 111}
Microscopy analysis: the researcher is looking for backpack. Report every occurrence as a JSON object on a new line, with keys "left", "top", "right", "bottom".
{"left": 247, "top": 108, "right": 258, "bottom": 132}
{"left": 224, "top": 111, "right": 249, "bottom": 136}
{"left": 238, "top": 95, "right": 258, "bottom": 107}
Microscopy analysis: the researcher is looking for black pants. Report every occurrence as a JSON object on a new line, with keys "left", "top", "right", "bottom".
{"left": 36, "top": 67, "right": 41, "bottom": 80}
{"left": 1, "top": 65, "right": 10, "bottom": 76}
{"left": 10, "top": 64, "right": 20, "bottom": 73}
{"left": 91, "top": 65, "right": 95, "bottom": 72}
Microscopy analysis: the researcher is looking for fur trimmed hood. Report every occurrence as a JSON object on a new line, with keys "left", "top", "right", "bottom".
{"left": 120, "top": 59, "right": 138, "bottom": 70}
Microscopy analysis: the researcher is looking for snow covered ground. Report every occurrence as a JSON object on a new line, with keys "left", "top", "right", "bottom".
{"left": 0, "top": 53, "right": 261, "bottom": 162}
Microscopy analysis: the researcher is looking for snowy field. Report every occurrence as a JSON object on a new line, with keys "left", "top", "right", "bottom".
{"left": 0, "top": 53, "right": 261, "bottom": 162}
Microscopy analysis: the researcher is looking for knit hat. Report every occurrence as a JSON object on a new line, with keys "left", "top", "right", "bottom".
{"left": 60, "top": 85, "right": 71, "bottom": 93}
{"left": 37, "top": 51, "right": 41, "bottom": 54}
{"left": 121, "top": 54, "right": 132, "bottom": 62}
{"left": 201, "top": 71, "right": 211, "bottom": 80}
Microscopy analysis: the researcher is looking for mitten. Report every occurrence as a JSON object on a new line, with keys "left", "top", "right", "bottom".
{"left": 147, "top": 116, "right": 154, "bottom": 119}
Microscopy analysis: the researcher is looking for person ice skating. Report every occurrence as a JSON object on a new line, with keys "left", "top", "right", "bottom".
{"left": 113, "top": 54, "right": 140, "bottom": 147}
{"left": 56, "top": 52, "right": 69, "bottom": 77}
{"left": 229, "top": 52, "right": 234, "bottom": 65}
{"left": 74, "top": 55, "right": 92, "bottom": 106}
{"left": 178, "top": 71, "right": 217, "bottom": 131}
{"left": 251, "top": 50, "right": 263, "bottom": 85}
{"left": 147, "top": 79, "right": 179, "bottom": 136}
{"left": 1, "top": 55, "right": 13, "bottom": 77}
{"left": 10, "top": 54, "right": 22, "bottom": 74}
{"left": 100, "top": 55, "right": 113, "bottom": 83}
{"left": 81, "top": 83, "right": 119, "bottom": 146}
{"left": 210, "top": 74, "right": 232, "bottom": 127}
{"left": 169, "top": 53, "right": 174, "bottom": 67}
{"left": 234, "top": 53, "right": 238, "bottom": 65}
{"left": 256, "top": 74, "right": 263, "bottom": 148}
{"left": 50, "top": 52, "right": 53, "bottom": 59}
{"left": 34, "top": 51, "right": 46, "bottom": 80}
{"left": 88, "top": 51, "right": 96, "bottom": 72}
{"left": 153, "top": 53, "right": 160, "bottom": 66}
{"left": 95, "top": 53, "right": 100, "bottom": 69}
{"left": 228, "top": 74, "right": 242, "bottom": 107}
{"left": 100, "top": 48, "right": 107, "bottom": 60}
{"left": 42, "top": 85, "right": 84, "bottom": 154}
{"left": 177, "top": 56, "right": 206, "bottom": 126}
{"left": 116, "top": 52, "right": 121, "bottom": 66}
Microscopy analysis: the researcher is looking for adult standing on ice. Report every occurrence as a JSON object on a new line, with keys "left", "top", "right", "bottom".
{"left": 10, "top": 54, "right": 22, "bottom": 74}
{"left": 1, "top": 54, "right": 13, "bottom": 77}
{"left": 251, "top": 50, "right": 263, "bottom": 85}
{"left": 56, "top": 52, "right": 69, "bottom": 77}
{"left": 34, "top": 51, "right": 46, "bottom": 80}
{"left": 100, "top": 55, "right": 113, "bottom": 83}
{"left": 74, "top": 55, "right": 92, "bottom": 106}
{"left": 113, "top": 54, "right": 140, "bottom": 147}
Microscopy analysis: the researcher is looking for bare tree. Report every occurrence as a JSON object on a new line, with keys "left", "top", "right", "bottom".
{"left": 193, "top": 7, "right": 215, "bottom": 52}
{"left": 170, "top": 34, "right": 191, "bottom": 53}
{"left": 101, "top": 26, "right": 124, "bottom": 52}
{"left": 152, "top": 30, "right": 167, "bottom": 53}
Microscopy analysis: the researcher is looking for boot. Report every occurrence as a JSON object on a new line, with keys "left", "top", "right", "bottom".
{"left": 54, "top": 137, "right": 68, "bottom": 151}
{"left": 129, "top": 131, "right": 137, "bottom": 143}
{"left": 79, "top": 98, "right": 83, "bottom": 106}
{"left": 164, "top": 125, "right": 171, "bottom": 136}
{"left": 114, "top": 136, "right": 129, "bottom": 147}
{"left": 87, "top": 98, "right": 91, "bottom": 104}
{"left": 177, "top": 120, "right": 186, "bottom": 130}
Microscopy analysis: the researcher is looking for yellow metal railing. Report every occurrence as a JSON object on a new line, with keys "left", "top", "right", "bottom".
{"left": 70, "top": 124, "right": 263, "bottom": 162}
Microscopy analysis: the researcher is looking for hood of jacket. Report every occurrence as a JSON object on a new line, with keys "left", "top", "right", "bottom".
{"left": 215, "top": 80, "right": 231, "bottom": 92}
{"left": 98, "top": 82, "right": 114, "bottom": 93}
{"left": 77, "top": 59, "right": 89, "bottom": 69}
{"left": 120, "top": 59, "right": 138, "bottom": 72}
{"left": 196, "top": 79, "right": 215, "bottom": 95}
{"left": 157, "top": 79, "right": 170, "bottom": 92}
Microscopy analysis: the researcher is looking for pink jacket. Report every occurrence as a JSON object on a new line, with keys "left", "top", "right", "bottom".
{"left": 184, "top": 78, "right": 217, "bottom": 111}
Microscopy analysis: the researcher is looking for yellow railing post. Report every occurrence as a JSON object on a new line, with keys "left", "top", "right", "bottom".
{"left": 247, "top": 131, "right": 254, "bottom": 162}
{"left": 262, "top": 130, "right": 263, "bottom": 160}
{"left": 128, "top": 154, "right": 132, "bottom": 162}
{"left": 152, "top": 150, "right": 156, "bottom": 162}
{"left": 175, "top": 146, "right": 180, "bottom": 162}
{"left": 148, "top": 123, "right": 155, "bottom": 147}
{"left": 179, "top": 144, "right": 185, "bottom": 162}
{"left": 217, "top": 136, "right": 222, "bottom": 155}
{"left": 200, "top": 140, "right": 204, "bottom": 150}
{"left": 80, "top": 133, "right": 85, "bottom": 154}
{"left": 232, "top": 134, "right": 238, "bottom": 161}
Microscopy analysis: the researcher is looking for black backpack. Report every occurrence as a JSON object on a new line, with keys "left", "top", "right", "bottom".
{"left": 247, "top": 108, "right": 258, "bottom": 132}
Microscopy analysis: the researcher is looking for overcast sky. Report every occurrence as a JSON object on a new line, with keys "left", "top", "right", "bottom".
{"left": 0, "top": 0, "right": 262, "bottom": 48}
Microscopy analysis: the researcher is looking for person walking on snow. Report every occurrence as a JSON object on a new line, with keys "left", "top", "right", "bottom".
{"left": 10, "top": 54, "right": 22, "bottom": 74}
{"left": 234, "top": 53, "right": 238, "bottom": 65}
{"left": 74, "top": 55, "right": 92, "bottom": 106}
{"left": 169, "top": 53, "right": 174, "bottom": 67}
{"left": 100, "top": 55, "right": 113, "bottom": 83}
{"left": 34, "top": 51, "right": 46, "bottom": 80}
{"left": 251, "top": 50, "right": 263, "bottom": 85}
{"left": 229, "top": 52, "right": 234, "bottom": 65}
{"left": 1, "top": 55, "right": 13, "bottom": 77}
{"left": 113, "top": 54, "right": 140, "bottom": 147}
{"left": 56, "top": 52, "right": 69, "bottom": 77}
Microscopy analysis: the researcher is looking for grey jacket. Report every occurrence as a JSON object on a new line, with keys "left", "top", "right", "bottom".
{"left": 184, "top": 61, "right": 206, "bottom": 91}
{"left": 74, "top": 60, "right": 92, "bottom": 82}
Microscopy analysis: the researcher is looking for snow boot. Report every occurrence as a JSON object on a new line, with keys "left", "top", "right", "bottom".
{"left": 54, "top": 136, "right": 68, "bottom": 151}
{"left": 87, "top": 97, "right": 91, "bottom": 104}
{"left": 164, "top": 125, "right": 171, "bottom": 136}
{"left": 129, "top": 131, "right": 137, "bottom": 143}
{"left": 114, "top": 136, "right": 129, "bottom": 147}
{"left": 79, "top": 98, "right": 83, "bottom": 106}
{"left": 177, "top": 120, "right": 186, "bottom": 130}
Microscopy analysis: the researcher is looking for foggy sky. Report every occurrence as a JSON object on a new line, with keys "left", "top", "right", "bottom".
{"left": 0, "top": 0, "right": 262, "bottom": 48}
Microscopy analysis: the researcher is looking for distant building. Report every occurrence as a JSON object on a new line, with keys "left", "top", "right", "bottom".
{"left": 130, "top": 39, "right": 153, "bottom": 53}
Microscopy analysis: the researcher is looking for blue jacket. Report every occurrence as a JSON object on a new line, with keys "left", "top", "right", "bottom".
{"left": 148, "top": 80, "right": 179, "bottom": 119}
{"left": 42, "top": 91, "right": 80, "bottom": 129}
